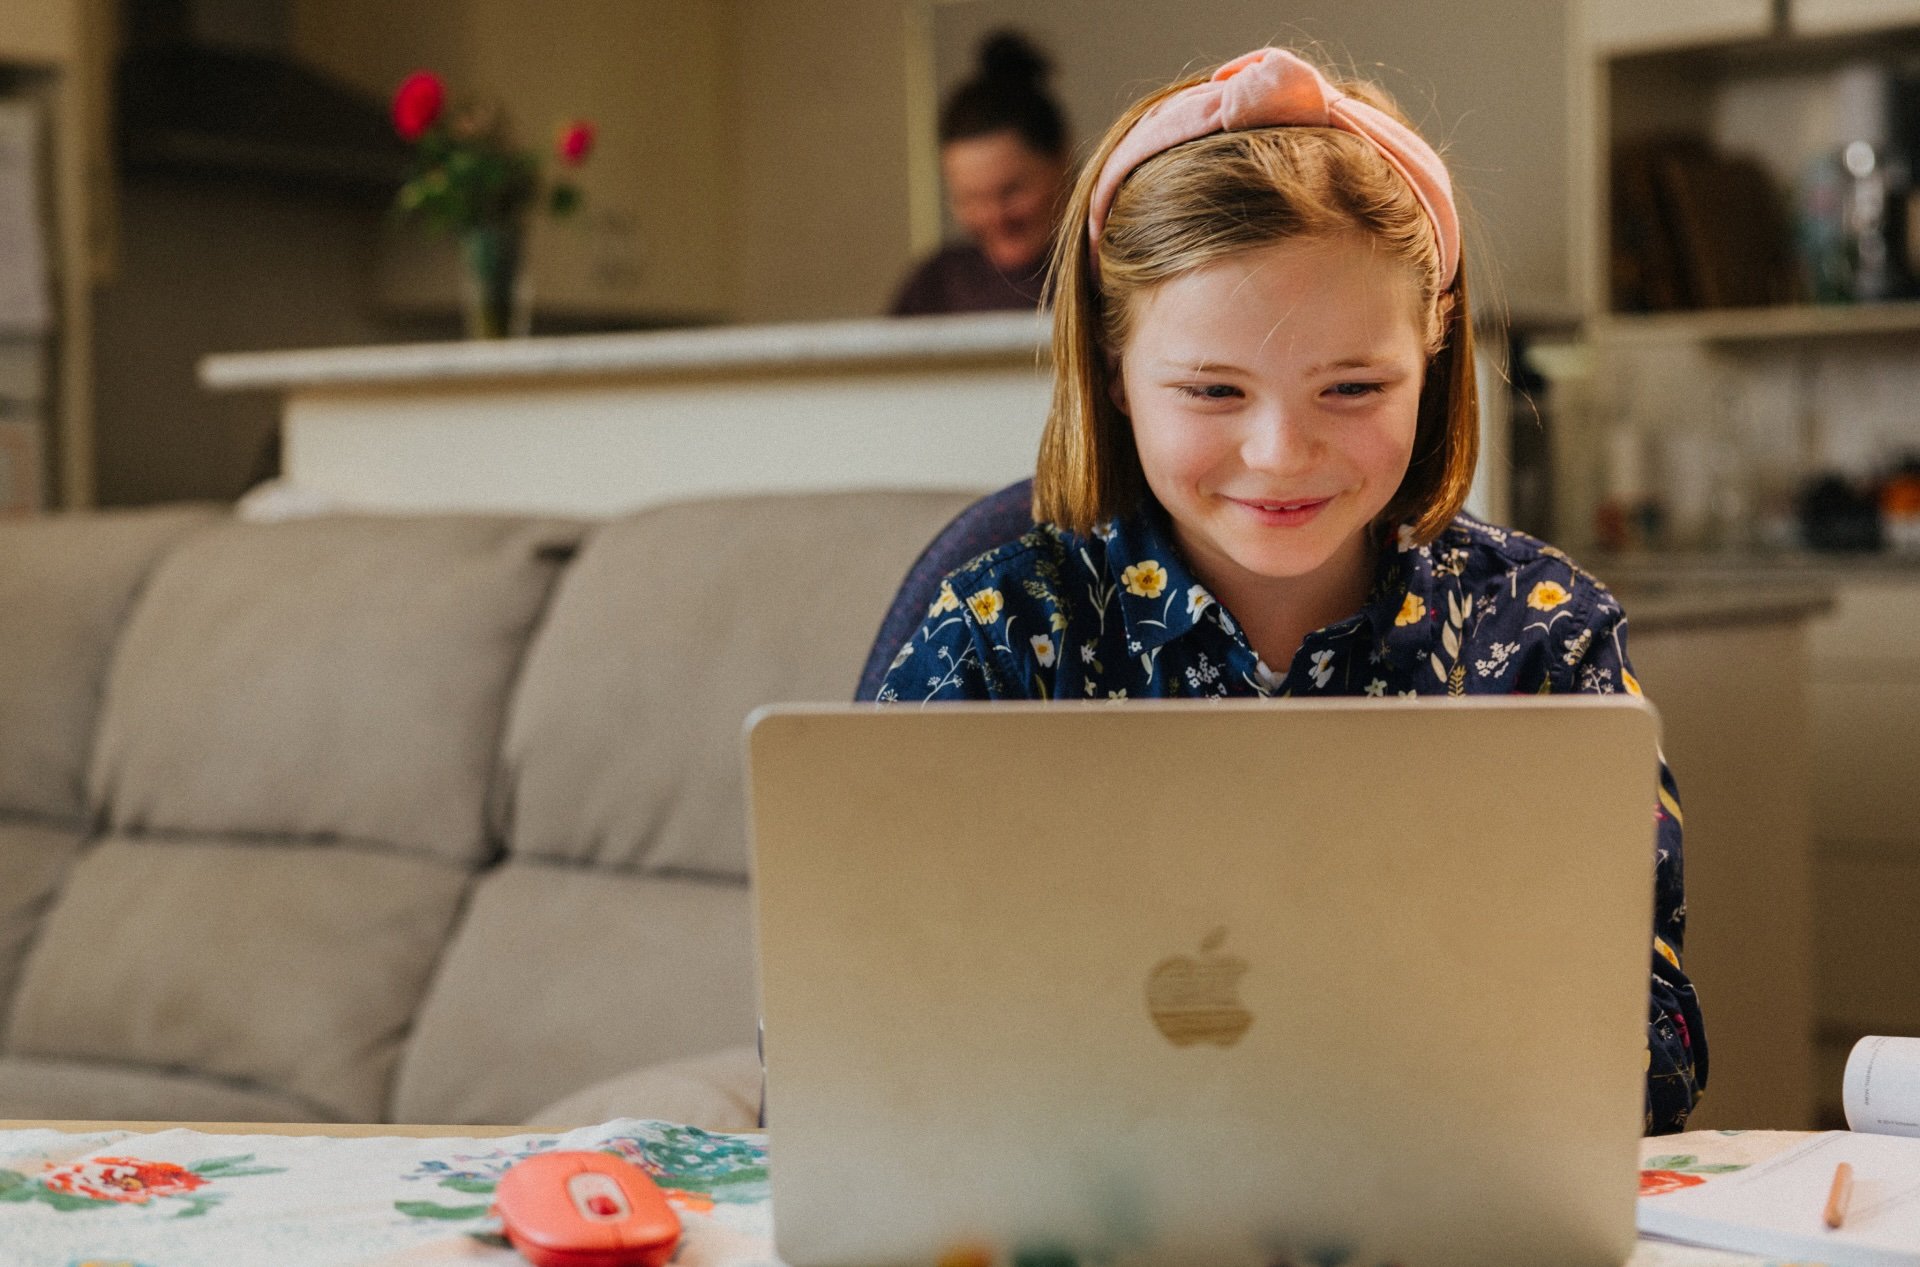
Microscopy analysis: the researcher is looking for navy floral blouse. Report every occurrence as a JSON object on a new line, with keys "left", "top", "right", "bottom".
{"left": 874, "top": 505, "right": 1706, "bottom": 1134}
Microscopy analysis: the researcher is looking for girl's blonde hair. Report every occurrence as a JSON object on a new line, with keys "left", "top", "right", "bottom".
{"left": 1035, "top": 65, "right": 1477, "bottom": 545}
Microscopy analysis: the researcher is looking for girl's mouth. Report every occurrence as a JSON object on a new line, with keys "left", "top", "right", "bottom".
{"left": 1232, "top": 495, "right": 1332, "bottom": 524}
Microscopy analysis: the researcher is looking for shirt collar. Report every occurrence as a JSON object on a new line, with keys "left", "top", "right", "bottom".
{"left": 1102, "top": 508, "right": 1222, "bottom": 652}
{"left": 1104, "top": 506, "right": 1432, "bottom": 655}
{"left": 1363, "top": 521, "right": 1470, "bottom": 671}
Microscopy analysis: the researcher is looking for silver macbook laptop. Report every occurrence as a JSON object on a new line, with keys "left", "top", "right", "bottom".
{"left": 746, "top": 697, "right": 1659, "bottom": 1267}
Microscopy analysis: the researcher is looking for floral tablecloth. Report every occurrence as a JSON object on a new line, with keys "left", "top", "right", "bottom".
{"left": 0, "top": 1119, "right": 778, "bottom": 1267}
{"left": 0, "top": 1120, "right": 1821, "bottom": 1266}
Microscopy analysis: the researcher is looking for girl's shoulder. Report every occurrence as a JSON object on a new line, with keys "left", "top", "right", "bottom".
{"left": 942, "top": 521, "right": 1074, "bottom": 587}
{"left": 1423, "top": 512, "right": 1624, "bottom": 625}
{"left": 927, "top": 521, "right": 1086, "bottom": 622}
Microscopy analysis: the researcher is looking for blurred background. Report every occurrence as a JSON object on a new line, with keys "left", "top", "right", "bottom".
{"left": 5, "top": 0, "right": 1920, "bottom": 1131}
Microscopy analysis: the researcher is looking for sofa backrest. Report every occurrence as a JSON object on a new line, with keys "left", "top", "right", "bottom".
{"left": 86, "top": 515, "right": 583, "bottom": 863}
{"left": 390, "top": 489, "right": 980, "bottom": 1124}
{"left": 3, "top": 514, "right": 581, "bottom": 1122}
{"left": 0, "top": 507, "right": 219, "bottom": 825}
{"left": 0, "top": 507, "right": 218, "bottom": 1018}
{"left": 499, "top": 489, "right": 982, "bottom": 878}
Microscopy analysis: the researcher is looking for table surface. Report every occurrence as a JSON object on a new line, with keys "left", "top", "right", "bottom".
{"left": 0, "top": 1119, "right": 549, "bottom": 1138}
{"left": 0, "top": 1120, "right": 1810, "bottom": 1266}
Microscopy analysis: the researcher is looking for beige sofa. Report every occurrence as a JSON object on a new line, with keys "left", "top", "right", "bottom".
{"left": 0, "top": 489, "right": 977, "bottom": 1129}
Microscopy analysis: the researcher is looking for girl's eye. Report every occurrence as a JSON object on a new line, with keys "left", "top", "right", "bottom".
{"left": 1176, "top": 384, "right": 1242, "bottom": 401}
{"left": 1329, "top": 381, "right": 1386, "bottom": 398}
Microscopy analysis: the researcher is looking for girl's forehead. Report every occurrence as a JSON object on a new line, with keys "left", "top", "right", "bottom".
{"left": 1125, "top": 236, "right": 1429, "bottom": 359}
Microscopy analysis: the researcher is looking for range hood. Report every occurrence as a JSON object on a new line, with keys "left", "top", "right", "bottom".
{"left": 118, "top": 0, "right": 410, "bottom": 194}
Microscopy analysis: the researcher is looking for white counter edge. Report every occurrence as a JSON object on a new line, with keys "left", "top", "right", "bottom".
{"left": 198, "top": 311, "right": 1051, "bottom": 392}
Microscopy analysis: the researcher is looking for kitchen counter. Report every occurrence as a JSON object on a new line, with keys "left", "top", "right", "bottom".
{"left": 1606, "top": 579, "right": 1835, "bottom": 633}
{"left": 199, "top": 313, "right": 1051, "bottom": 517}
{"left": 200, "top": 311, "right": 1049, "bottom": 392}
{"left": 1592, "top": 548, "right": 1920, "bottom": 579}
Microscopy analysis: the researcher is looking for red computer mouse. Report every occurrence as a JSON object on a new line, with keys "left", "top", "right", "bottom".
{"left": 493, "top": 1150, "right": 683, "bottom": 1267}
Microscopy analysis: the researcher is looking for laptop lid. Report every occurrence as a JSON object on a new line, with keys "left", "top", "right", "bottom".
{"left": 747, "top": 697, "right": 1658, "bottom": 1267}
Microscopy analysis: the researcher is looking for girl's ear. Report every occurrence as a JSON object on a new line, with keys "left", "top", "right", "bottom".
{"left": 1426, "top": 290, "right": 1457, "bottom": 358}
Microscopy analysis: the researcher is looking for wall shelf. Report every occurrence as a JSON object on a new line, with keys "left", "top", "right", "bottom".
{"left": 1596, "top": 300, "right": 1920, "bottom": 344}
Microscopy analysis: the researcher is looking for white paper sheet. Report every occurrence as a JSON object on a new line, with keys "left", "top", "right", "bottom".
{"left": 1639, "top": 1130, "right": 1920, "bottom": 1267}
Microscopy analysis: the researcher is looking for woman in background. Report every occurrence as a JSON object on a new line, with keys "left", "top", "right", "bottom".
{"left": 890, "top": 31, "right": 1071, "bottom": 316}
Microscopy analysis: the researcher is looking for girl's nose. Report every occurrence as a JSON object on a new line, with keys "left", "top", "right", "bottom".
{"left": 1241, "top": 405, "right": 1317, "bottom": 474}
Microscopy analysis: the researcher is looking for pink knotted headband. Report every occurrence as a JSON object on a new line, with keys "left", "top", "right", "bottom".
{"left": 1087, "top": 47, "right": 1459, "bottom": 287}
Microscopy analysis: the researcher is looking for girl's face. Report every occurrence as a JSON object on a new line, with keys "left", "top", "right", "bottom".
{"left": 1115, "top": 233, "right": 1430, "bottom": 621}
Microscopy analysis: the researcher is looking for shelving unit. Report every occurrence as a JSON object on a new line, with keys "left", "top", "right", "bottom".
{"left": 1597, "top": 299, "right": 1920, "bottom": 344}
{"left": 0, "top": 0, "right": 113, "bottom": 511}
{"left": 1588, "top": 10, "right": 1920, "bottom": 338}
{"left": 1580, "top": 0, "right": 1920, "bottom": 1133}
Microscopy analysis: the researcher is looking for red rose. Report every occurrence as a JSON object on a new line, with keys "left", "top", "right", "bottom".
{"left": 393, "top": 71, "right": 446, "bottom": 141}
{"left": 557, "top": 120, "right": 596, "bottom": 165}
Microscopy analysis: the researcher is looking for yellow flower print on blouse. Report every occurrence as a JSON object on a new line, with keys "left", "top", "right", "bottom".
{"left": 1122, "top": 560, "right": 1168, "bottom": 599}
{"left": 929, "top": 582, "right": 960, "bottom": 616}
{"left": 1623, "top": 667, "right": 1643, "bottom": 697}
{"left": 1395, "top": 593, "right": 1426, "bottom": 626}
{"left": 1527, "top": 580, "right": 1571, "bottom": 611}
{"left": 1030, "top": 634, "right": 1056, "bottom": 667}
{"left": 965, "top": 587, "right": 1004, "bottom": 624}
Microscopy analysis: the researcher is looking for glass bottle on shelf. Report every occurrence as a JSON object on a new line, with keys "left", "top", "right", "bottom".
{"left": 1844, "top": 138, "right": 1898, "bottom": 301}
{"left": 1813, "top": 62, "right": 1916, "bottom": 303}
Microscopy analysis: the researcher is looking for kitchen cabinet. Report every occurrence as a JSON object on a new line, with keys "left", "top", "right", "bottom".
{"left": 0, "top": 0, "right": 114, "bottom": 508}
{"left": 1806, "top": 577, "right": 1920, "bottom": 1125}
{"left": 1626, "top": 604, "right": 1820, "bottom": 1130}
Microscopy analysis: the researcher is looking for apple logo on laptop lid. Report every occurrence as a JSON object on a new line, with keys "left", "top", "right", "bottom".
{"left": 1146, "top": 926, "right": 1252, "bottom": 1047}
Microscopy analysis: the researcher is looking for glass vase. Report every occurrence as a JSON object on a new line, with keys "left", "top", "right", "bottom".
{"left": 458, "top": 222, "right": 533, "bottom": 339}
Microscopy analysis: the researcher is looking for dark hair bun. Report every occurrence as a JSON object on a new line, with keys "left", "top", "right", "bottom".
{"left": 978, "top": 31, "right": 1050, "bottom": 88}
{"left": 940, "top": 27, "right": 1066, "bottom": 154}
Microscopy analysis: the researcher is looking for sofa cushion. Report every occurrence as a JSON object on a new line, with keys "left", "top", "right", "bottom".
{"left": 392, "top": 862, "right": 758, "bottom": 1125}
{"left": 3, "top": 836, "right": 470, "bottom": 1122}
{"left": 499, "top": 491, "right": 977, "bottom": 877}
{"left": 0, "top": 1055, "right": 319, "bottom": 1123}
{"left": 88, "top": 515, "right": 580, "bottom": 865}
{"left": 526, "top": 1045, "right": 762, "bottom": 1132}
{"left": 0, "top": 820, "right": 86, "bottom": 1027}
{"left": 0, "top": 506, "right": 217, "bottom": 821}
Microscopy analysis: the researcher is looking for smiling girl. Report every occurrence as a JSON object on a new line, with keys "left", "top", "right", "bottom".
{"left": 872, "top": 46, "right": 1704, "bottom": 1134}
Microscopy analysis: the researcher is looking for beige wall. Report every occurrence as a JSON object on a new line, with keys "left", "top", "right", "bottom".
{"left": 0, "top": 0, "right": 78, "bottom": 65}
{"left": 722, "top": 0, "right": 917, "bottom": 322}
{"left": 929, "top": 0, "right": 1574, "bottom": 319}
